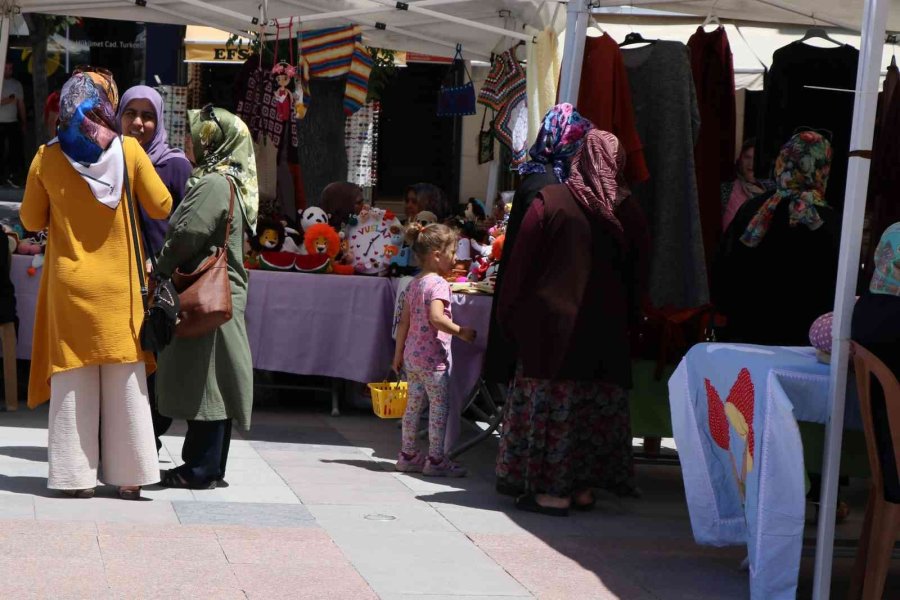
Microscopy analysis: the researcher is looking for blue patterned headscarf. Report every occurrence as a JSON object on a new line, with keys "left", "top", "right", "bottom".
{"left": 58, "top": 70, "right": 119, "bottom": 165}
{"left": 517, "top": 103, "right": 594, "bottom": 182}
{"left": 870, "top": 223, "right": 900, "bottom": 296}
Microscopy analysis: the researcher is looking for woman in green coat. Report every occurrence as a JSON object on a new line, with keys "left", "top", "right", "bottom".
{"left": 156, "top": 105, "right": 257, "bottom": 489}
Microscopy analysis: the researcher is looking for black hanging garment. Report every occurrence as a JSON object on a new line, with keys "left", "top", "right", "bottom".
{"left": 754, "top": 42, "right": 858, "bottom": 211}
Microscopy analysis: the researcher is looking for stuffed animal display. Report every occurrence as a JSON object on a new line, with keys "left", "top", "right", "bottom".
{"left": 253, "top": 223, "right": 353, "bottom": 275}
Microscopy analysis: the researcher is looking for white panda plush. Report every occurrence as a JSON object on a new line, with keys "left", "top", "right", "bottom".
{"left": 297, "top": 207, "right": 330, "bottom": 255}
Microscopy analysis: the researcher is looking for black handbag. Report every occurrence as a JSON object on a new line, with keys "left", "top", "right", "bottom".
{"left": 123, "top": 148, "right": 179, "bottom": 353}
{"left": 437, "top": 45, "right": 476, "bottom": 117}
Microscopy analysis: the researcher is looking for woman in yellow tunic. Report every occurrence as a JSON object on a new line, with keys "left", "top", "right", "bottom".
{"left": 20, "top": 68, "right": 172, "bottom": 499}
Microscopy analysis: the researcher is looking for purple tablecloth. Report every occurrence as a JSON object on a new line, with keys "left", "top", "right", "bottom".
{"left": 245, "top": 269, "right": 396, "bottom": 384}
{"left": 445, "top": 293, "right": 493, "bottom": 451}
{"left": 10, "top": 255, "right": 38, "bottom": 360}
{"left": 10, "top": 256, "right": 494, "bottom": 429}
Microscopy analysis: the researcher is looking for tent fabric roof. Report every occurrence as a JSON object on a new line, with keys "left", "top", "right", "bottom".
{"left": 12, "top": 0, "right": 561, "bottom": 60}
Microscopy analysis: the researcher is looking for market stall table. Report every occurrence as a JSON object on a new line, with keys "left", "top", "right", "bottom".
{"left": 668, "top": 342, "right": 862, "bottom": 600}
{"left": 9, "top": 256, "right": 495, "bottom": 433}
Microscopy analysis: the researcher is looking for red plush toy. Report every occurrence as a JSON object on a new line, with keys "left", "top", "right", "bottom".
{"left": 470, "top": 234, "right": 504, "bottom": 282}
{"left": 304, "top": 223, "right": 354, "bottom": 275}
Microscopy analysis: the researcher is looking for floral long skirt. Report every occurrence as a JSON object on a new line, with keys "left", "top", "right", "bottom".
{"left": 495, "top": 365, "right": 635, "bottom": 497}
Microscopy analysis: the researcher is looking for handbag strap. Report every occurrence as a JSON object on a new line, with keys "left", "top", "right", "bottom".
{"left": 221, "top": 175, "right": 235, "bottom": 248}
{"left": 122, "top": 141, "right": 149, "bottom": 313}
{"left": 443, "top": 44, "right": 473, "bottom": 86}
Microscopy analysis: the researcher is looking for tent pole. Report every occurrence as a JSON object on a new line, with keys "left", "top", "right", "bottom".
{"left": 812, "top": 0, "right": 888, "bottom": 598}
{"left": 0, "top": 8, "right": 8, "bottom": 99}
{"left": 557, "top": 0, "right": 589, "bottom": 104}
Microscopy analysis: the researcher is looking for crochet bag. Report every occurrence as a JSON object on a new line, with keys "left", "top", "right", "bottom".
{"left": 477, "top": 107, "right": 495, "bottom": 164}
{"left": 437, "top": 45, "right": 476, "bottom": 117}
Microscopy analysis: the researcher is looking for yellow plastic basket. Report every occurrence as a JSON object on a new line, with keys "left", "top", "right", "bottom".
{"left": 368, "top": 380, "right": 409, "bottom": 419}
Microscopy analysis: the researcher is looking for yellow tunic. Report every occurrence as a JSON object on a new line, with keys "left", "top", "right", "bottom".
{"left": 20, "top": 137, "right": 172, "bottom": 407}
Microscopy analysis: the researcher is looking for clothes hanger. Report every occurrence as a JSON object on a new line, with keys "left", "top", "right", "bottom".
{"left": 797, "top": 27, "right": 842, "bottom": 47}
{"left": 619, "top": 31, "right": 657, "bottom": 47}
{"left": 702, "top": 12, "right": 721, "bottom": 31}
{"left": 589, "top": 14, "right": 606, "bottom": 36}
{"left": 888, "top": 33, "right": 898, "bottom": 68}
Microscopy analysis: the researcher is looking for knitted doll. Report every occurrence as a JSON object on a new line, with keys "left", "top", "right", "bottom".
{"left": 272, "top": 62, "right": 296, "bottom": 123}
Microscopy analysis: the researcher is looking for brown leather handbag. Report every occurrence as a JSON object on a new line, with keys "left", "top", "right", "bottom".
{"left": 171, "top": 178, "right": 235, "bottom": 338}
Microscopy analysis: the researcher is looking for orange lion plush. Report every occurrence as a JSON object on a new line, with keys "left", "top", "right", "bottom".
{"left": 303, "top": 223, "right": 354, "bottom": 275}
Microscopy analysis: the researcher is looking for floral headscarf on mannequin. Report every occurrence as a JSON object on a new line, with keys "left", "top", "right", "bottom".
{"left": 188, "top": 105, "right": 259, "bottom": 233}
{"left": 517, "top": 103, "right": 594, "bottom": 182}
{"left": 741, "top": 131, "right": 832, "bottom": 248}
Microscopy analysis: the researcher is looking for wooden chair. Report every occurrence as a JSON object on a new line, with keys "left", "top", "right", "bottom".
{"left": 0, "top": 241, "right": 15, "bottom": 411}
{"left": 848, "top": 341, "right": 900, "bottom": 599}
{"left": 0, "top": 321, "right": 15, "bottom": 411}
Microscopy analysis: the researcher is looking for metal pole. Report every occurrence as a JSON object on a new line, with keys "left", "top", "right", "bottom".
{"left": 557, "top": 0, "right": 589, "bottom": 104}
{"left": 812, "top": 0, "right": 888, "bottom": 597}
{"left": 0, "top": 11, "right": 8, "bottom": 97}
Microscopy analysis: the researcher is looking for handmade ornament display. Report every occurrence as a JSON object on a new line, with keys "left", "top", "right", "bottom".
{"left": 345, "top": 101, "right": 380, "bottom": 188}
{"left": 346, "top": 206, "right": 403, "bottom": 276}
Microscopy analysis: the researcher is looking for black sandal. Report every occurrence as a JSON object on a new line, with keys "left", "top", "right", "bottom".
{"left": 515, "top": 494, "right": 570, "bottom": 517}
{"left": 160, "top": 470, "right": 217, "bottom": 490}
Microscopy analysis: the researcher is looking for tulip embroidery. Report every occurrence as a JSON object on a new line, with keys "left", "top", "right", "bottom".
{"left": 705, "top": 368, "right": 755, "bottom": 501}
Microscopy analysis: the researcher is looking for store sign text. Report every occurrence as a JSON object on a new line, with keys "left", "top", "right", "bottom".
{"left": 213, "top": 47, "right": 252, "bottom": 61}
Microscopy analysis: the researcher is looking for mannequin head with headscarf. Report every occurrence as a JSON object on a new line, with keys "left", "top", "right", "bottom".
{"left": 741, "top": 130, "right": 832, "bottom": 248}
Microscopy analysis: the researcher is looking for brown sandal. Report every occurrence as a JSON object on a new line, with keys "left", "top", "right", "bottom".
{"left": 61, "top": 488, "right": 95, "bottom": 499}
{"left": 117, "top": 487, "right": 142, "bottom": 501}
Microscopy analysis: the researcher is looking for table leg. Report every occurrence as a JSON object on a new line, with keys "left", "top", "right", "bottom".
{"left": 330, "top": 379, "right": 341, "bottom": 417}
{"left": 448, "top": 379, "right": 504, "bottom": 459}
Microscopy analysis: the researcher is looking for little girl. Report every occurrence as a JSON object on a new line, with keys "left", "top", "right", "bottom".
{"left": 393, "top": 224, "right": 477, "bottom": 477}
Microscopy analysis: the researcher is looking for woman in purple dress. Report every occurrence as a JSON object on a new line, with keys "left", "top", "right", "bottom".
{"left": 117, "top": 85, "right": 193, "bottom": 453}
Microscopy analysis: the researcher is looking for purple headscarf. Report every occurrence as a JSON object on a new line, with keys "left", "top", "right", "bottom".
{"left": 116, "top": 85, "right": 185, "bottom": 166}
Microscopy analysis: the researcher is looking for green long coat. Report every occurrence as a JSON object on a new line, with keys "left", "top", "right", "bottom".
{"left": 155, "top": 173, "right": 253, "bottom": 430}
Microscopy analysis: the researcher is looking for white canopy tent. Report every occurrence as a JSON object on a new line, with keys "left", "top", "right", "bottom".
{"left": 0, "top": 0, "right": 895, "bottom": 597}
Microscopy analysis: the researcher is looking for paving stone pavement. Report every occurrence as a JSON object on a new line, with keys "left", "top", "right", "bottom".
{"left": 0, "top": 401, "right": 896, "bottom": 598}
